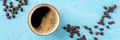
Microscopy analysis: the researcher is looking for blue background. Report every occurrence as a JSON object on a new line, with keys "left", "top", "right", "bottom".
{"left": 0, "top": 0, "right": 120, "bottom": 40}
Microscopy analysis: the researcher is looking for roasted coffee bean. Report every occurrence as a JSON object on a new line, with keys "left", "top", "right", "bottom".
{"left": 2, "top": 3, "right": 6, "bottom": 6}
{"left": 11, "top": 10, "right": 15, "bottom": 14}
{"left": 75, "top": 26, "right": 80, "bottom": 29}
{"left": 103, "top": 6, "right": 108, "bottom": 10}
{"left": 100, "top": 28, "right": 104, "bottom": 31}
{"left": 15, "top": 6, "right": 19, "bottom": 10}
{"left": 108, "top": 7, "right": 114, "bottom": 12}
{"left": 104, "top": 11, "right": 109, "bottom": 16}
{"left": 98, "top": 22, "right": 101, "bottom": 24}
{"left": 101, "top": 16, "right": 105, "bottom": 21}
{"left": 9, "top": 9, "right": 12, "bottom": 12}
{"left": 77, "top": 32, "right": 80, "bottom": 36}
{"left": 10, "top": 1, "right": 13, "bottom": 5}
{"left": 3, "top": 8, "right": 7, "bottom": 12}
{"left": 24, "top": 0, "right": 28, "bottom": 5}
{"left": 14, "top": 11, "right": 18, "bottom": 14}
{"left": 71, "top": 27, "right": 76, "bottom": 30}
{"left": 113, "top": 4, "right": 117, "bottom": 9}
{"left": 94, "top": 25, "right": 98, "bottom": 29}
{"left": 70, "top": 35, "right": 73, "bottom": 38}
{"left": 7, "top": 16, "right": 11, "bottom": 19}
{"left": 84, "top": 26, "right": 89, "bottom": 30}
{"left": 17, "top": 4, "right": 21, "bottom": 8}
{"left": 67, "top": 27, "right": 71, "bottom": 32}
{"left": 5, "top": 5, "right": 8, "bottom": 9}
{"left": 106, "top": 26, "right": 110, "bottom": 29}
{"left": 105, "top": 15, "right": 111, "bottom": 19}
{"left": 3, "top": 0, "right": 6, "bottom": 3}
{"left": 101, "top": 21, "right": 105, "bottom": 26}
{"left": 63, "top": 27, "right": 67, "bottom": 30}
{"left": 95, "top": 32, "right": 99, "bottom": 35}
{"left": 94, "top": 37, "right": 98, "bottom": 40}
{"left": 108, "top": 21, "right": 115, "bottom": 25}
{"left": 6, "top": 13, "right": 9, "bottom": 16}
{"left": 88, "top": 28, "right": 92, "bottom": 31}
{"left": 67, "top": 24, "right": 71, "bottom": 27}
{"left": 100, "top": 32, "right": 104, "bottom": 36}
{"left": 20, "top": 7, "right": 23, "bottom": 12}
{"left": 82, "top": 35, "right": 87, "bottom": 40}
{"left": 12, "top": 14, "right": 15, "bottom": 18}
{"left": 10, "top": 5, "right": 13, "bottom": 8}
{"left": 89, "top": 30, "right": 93, "bottom": 34}
{"left": 12, "top": 7, "right": 16, "bottom": 11}
{"left": 18, "top": 0, "right": 22, "bottom": 3}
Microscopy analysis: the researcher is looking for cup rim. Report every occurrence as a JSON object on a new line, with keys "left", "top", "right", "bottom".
{"left": 28, "top": 3, "right": 60, "bottom": 36}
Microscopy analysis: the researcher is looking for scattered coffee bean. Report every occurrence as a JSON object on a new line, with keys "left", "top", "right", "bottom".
{"left": 76, "top": 32, "right": 80, "bottom": 36}
{"left": 7, "top": 16, "right": 11, "bottom": 19}
{"left": 20, "top": 7, "right": 23, "bottom": 12}
{"left": 67, "top": 27, "right": 71, "bottom": 32}
{"left": 75, "top": 26, "right": 80, "bottom": 29}
{"left": 5, "top": 5, "right": 8, "bottom": 9}
{"left": 3, "top": 8, "right": 7, "bottom": 12}
{"left": 88, "top": 28, "right": 92, "bottom": 31}
{"left": 94, "top": 25, "right": 98, "bottom": 29}
{"left": 10, "top": 1, "right": 13, "bottom": 5}
{"left": 12, "top": 14, "right": 15, "bottom": 18}
{"left": 105, "top": 15, "right": 111, "bottom": 19}
{"left": 14, "top": 11, "right": 18, "bottom": 14}
{"left": 6, "top": 13, "right": 9, "bottom": 16}
{"left": 70, "top": 34, "right": 73, "bottom": 38}
{"left": 10, "top": 5, "right": 13, "bottom": 8}
{"left": 77, "top": 35, "right": 87, "bottom": 40}
{"left": 89, "top": 30, "right": 93, "bottom": 34}
{"left": 63, "top": 27, "right": 67, "bottom": 30}
{"left": 108, "top": 7, "right": 114, "bottom": 13}
{"left": 24, "top": 0, "right": 28, "bottom": 5}
{"left": 106, "top": 26, "right": 110, "bottom": 29}
{"left": 17, "top": 4, "right": 21, "bottom": 8}
{"left": 67, "top": 24, "right": 71, "bottom": 27}
{"left": 84, "top": 26, "right": 89, "bottom": 30}
{"left": 108, "top": 21, "right": 115, "bottom": 25}
{"left": 18, "top": 0, "right": 22, "bottom": 3}
{"left": 15, "top": 6, "right": 19, "bottom": 10}
{"left": 103, "top": 6, "right": 108, "bottom": 10}
{"left": 104, "top": 11, "right": 109, "bottom": 16}
{"left": 9, "top": 9, "right": 12, "bottom": 12}
{"left": 2, "top": 3, "right": 6, "bottom": 6}
{"left": 95, "top": 32, "right": 99, "bottom": 35}
{"left": 94, "top": 37, "right": 98, "bottom": 40}
{"left": 12, "top": 7, "right": 16, "bottom": 11}
{"left": 100, "top": 21, "right": 105, "bottom": 26}
{"left": 100, "top": 28, "right": 104, "bottom": 31}
{"left": 100, "top": 32, "right": 104, "bottom": 36}
{"left": 3, "top": 0, "right": 6, "bottom": 3}
{"left": 113, "top": 4, "right": 117, "bottom": 9}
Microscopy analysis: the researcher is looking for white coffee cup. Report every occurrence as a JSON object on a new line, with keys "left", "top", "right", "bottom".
{"left": 28, "top": 4, "right": 60, "bottom": 36}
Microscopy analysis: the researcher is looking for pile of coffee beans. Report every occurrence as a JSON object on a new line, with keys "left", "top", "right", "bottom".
{"left": 63, "top": 4, "right": 117, "bottom": 40}
{"left": 63, "top": 24, "right": 80, "bottom": 38}
{"left": 77, "top": 35, "right": 87, "bottom": 40}
{"left": 2, "top": 0, "right": 28, "bottom": 19}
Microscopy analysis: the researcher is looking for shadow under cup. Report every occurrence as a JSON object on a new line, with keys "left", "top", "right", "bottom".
{"left": 28, "top": 4, "right": 60, "bottom": 36}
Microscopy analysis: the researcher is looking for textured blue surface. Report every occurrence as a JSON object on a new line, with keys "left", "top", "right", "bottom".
{"left": 0, "top": 0, "right": 120, "bottom": 40}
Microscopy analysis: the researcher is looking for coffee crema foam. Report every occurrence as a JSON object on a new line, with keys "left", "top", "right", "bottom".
{"left": 35, "top": 7, "right": 59, "bottom": 34}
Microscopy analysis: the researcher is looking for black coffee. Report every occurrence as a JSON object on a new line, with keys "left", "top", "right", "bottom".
{"left": 31, "top": 6, "right": 50, "bottom": 28}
